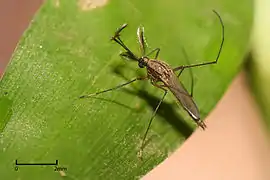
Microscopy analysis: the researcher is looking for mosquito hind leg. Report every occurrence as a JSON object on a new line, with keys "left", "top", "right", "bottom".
{"left": 173, "top": 66, "right": 194, "bottom": 97}
{"left": 173, "top": 10, "right": 224, "bottom": 71}
{"left": 173, "top": 48, "right": 195, "bottom": 97}
{"left": 138, "top": 82, "right": 167, "bottom": 159}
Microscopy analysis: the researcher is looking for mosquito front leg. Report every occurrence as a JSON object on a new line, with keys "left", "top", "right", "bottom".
{"left": 80, "top": 76, "right": 147, "bottom": 99}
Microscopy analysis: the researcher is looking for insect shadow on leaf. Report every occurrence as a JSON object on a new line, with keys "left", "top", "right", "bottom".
{"left": 80, "top": 10, "right": 224, "bottom": 158}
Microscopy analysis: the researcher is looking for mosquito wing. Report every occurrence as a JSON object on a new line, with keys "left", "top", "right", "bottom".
{"left": 167, "top": 74, "right": 200, "bottom": 120}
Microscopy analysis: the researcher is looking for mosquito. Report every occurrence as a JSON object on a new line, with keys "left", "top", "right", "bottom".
{"left": 80, "top": 10, "right": 224, "bottom": 154}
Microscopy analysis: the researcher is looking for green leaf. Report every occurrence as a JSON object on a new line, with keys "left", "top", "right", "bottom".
{"left": 247, "top": 3, "right": 270, "bottom": 129}
{"left": 0, "top": 0, "right": 252, "bottom": 179}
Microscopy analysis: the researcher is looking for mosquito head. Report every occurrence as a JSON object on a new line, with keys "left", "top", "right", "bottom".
{"left": 138, "top": 57, "right": 149, "bottom": 68}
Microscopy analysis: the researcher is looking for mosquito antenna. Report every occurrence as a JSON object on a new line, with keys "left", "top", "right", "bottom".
{"left": 111, "top": 23, "right": 128, "bottom": 40}
{"left": 111, "top": 24, "right": 139, "bottom": 61}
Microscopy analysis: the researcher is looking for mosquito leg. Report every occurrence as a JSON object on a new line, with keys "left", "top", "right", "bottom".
{"left": 173, "top": 67, "right": 194, "bottom": 97}
{"left": 173, "top": 59, "right": 217, "bottom": 71}
{"left": 173, "top": 9, "right": 224, "bottom": 71}
{"left": 138, "top": 89, "right": 167, "bottom": 158}
{"left": 174, "top": 68, "right": 206, "bottom": 130}
{"left": 154, "top": 81, "right": 192, "bottom": 97}
{"left": 138, "top": 81, "right": 168, "bottom": 158}
{"left": 156, "top": 74, "right": 205, "bottom": 130}
{"left": 79, "top": 76, "right": 147, "bottom": 99}
{"left": 176, "top": 68, "right": 184, "bottom": 77}
{"left": 173, "top": 48, "right": 195, "bottom": 97}
{"left": 145, "top": 48, "right": 160, "bottom": 59}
